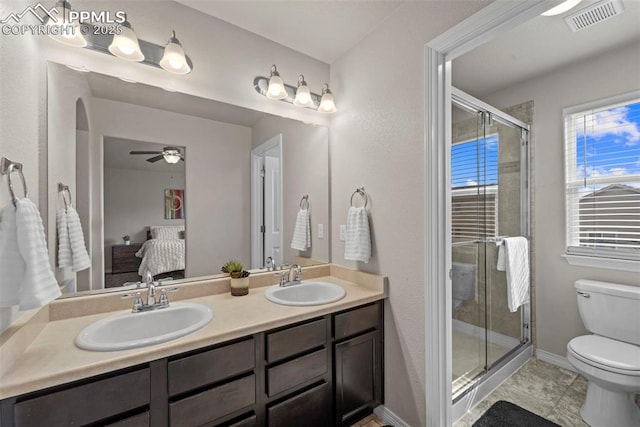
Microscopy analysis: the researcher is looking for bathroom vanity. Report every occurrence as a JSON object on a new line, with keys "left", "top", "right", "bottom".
{"left": 0, "top": 265, "right": 386, "bottom": 427}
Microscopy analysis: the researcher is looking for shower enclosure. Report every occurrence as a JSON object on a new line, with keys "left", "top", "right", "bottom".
{"left": 450, "top": 87, "right": 531, "bottom": 400}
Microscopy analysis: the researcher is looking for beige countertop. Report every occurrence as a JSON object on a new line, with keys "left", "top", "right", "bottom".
{"left": 0, "top": 264, "right": 386, "bottom": 400}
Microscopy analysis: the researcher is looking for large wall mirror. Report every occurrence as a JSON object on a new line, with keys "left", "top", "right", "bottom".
{"left": 47, "top": 62, "right": 330, "bottom": 296}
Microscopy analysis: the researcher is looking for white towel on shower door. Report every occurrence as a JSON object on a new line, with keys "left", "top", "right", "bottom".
{"left": 497, "top": 236, "right": 529, "bottom": 312}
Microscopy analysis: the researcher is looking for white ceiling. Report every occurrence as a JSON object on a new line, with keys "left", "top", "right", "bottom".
{"left": 453, "top": 0, "right": 640, "bottom": 97}
{"left": 175, "top": 0, "right": 405, "bottom": 63}
{"left": 175, "top": 0, "right": 639, "bottom": 97}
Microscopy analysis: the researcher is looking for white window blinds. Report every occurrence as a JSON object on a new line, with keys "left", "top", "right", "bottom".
{"left": 564, "top": 94, "right": 640, "bottom": 260}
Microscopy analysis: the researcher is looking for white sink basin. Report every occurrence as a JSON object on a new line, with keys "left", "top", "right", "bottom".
{"left": 76, "top": 302, "right": 213, "bottom": 351}
{"left": 265, "top": 281, "right": 346, "bottom": 306}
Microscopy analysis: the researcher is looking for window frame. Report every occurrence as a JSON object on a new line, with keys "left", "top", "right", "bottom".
{"left": 562, "top": 90, "right": 640, "bottom": 271}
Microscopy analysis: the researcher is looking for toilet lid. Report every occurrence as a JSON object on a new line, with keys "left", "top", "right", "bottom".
{"left": 568, "top": 335, "right": 640, "bottom": 372}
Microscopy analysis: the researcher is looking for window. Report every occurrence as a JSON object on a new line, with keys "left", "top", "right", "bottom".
{"left": 564, "top": 92, "right": 640, "bottom": 263}
{"left": 451, "top": 135, "right": 499, "bottom": 243}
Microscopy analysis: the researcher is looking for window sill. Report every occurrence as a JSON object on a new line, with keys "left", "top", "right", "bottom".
{"left": 562, "top": 253, "right": 640, "bottom": 272}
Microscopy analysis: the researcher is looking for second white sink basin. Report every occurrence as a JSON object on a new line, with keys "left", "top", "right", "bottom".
{"left": 76, "top": 302, "right": 213, "bottom": 351}
{"left": 265, "top": 281, "right": 346, "bottom": 306}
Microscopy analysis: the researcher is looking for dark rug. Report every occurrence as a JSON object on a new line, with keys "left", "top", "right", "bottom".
{"left": 472, "top": 401, "right": 561, "bottom": 427}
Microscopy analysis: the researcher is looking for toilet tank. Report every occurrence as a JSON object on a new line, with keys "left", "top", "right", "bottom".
{"left": 575, "top": 280, "right": 640, "bottom": 345}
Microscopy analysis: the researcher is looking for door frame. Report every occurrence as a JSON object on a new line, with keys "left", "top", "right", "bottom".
{"left": 251, "top": 134, "right": 283, "bottom": 269}
{"left": 423, "top": 1, "right": 555, "bottom": 425}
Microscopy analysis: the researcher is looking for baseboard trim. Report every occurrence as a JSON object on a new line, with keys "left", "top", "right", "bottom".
{"left": 535, "top": 348, "right": 577, "bottom": 373}
{"left": 374, "top": 405, "right": 410, "bottom": 427}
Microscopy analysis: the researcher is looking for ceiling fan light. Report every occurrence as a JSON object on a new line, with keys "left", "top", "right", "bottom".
{"left": 46, "top": 0, "right": 87, "bottom": 47}
{"left": 160, "top": 31, "right": 191, "bottom": 75}
{"left": 266, "top": 65, "right": 288, "bottom": 100}
{"left": 541, "top": 0, "right": 583, "bottom": 16}
{"left": 108, "top": 20, "right": 144, "bottom": 61}
{"left": 164, "top": 153, "right": 181, "bottom": 164}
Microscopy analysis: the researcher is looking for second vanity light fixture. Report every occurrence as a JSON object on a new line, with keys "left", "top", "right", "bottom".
{"left": 254, "top": 64, "right": 337, "bottom": 113}
{"left": 45, "top": 1, "right": 192, "bottom": 75}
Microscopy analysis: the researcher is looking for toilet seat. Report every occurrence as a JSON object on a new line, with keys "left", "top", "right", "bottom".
{"left": 568, "top": 335, "right": 640, "bottom": 376}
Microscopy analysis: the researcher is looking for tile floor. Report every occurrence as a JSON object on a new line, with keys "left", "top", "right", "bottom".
{"left": 455, "top": 358, "right": 588, "bottom": 426}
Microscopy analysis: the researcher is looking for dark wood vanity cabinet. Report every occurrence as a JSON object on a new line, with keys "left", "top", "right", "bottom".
{"left": 0, "top": 300, "right": 383, "bottom": 427}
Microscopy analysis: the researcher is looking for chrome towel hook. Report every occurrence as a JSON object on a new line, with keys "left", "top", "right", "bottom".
{"left": 299, "top": 194, "right": 309, "bottom": 210}
{"left": 58, "top": 182, "right": 72, "bottom": 210}
{"left": 350, "top": 187, "right": 368, "bottom": 208}
{"left": 1, "top": 157, "right": 28, "bottom": 206}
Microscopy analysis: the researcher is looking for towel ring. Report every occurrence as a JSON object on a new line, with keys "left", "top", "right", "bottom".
{"left": 1, "top": 157, "right": 28, "bottom": 206}
{"left": 58, "top": 182, "right": 72, "bottom": 210}
{"left": 350, "top": 187, "right": 368, "bottom": 208}
{"left": 299, "top": 195, "right": 309, "bottom": 210}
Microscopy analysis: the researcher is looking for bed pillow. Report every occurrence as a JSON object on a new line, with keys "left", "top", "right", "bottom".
{"left": 150, "top": 225, "right": 185, "bottom": 240}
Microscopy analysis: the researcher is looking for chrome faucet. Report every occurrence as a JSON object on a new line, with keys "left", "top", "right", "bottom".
{"left": 122, "top": 271, "right": 178, "bottom": 312}
{"left": 265, "top": 256, "right": 274, "bottom": 271}
{"left": 276, "top": 264, "right": 303, "bottom": 287}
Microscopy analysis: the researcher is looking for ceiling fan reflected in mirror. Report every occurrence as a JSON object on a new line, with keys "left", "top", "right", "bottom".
{"left": 129, "top": 146, "right": 184, "bottom": 164}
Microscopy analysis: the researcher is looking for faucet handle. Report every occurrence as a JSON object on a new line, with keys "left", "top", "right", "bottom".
{"left": 294, "top": 265, "right": 303, "bottom": 281}
{"left": 122, "top": 292, "right": 143, "bottom": 311}
{"left": 274, "top": 271, "right": 287, "bottom": 286}
{"left": 159, "top": 287, "right": 179, "bottom": 306}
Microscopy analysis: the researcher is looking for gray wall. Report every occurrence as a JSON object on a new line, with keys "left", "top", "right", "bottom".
{"left": 482, "top": 41, "right": 640, "bottom": 357}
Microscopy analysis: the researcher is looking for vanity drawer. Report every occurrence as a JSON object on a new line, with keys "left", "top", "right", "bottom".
{"left": 13, "top": 368, "right": 150, "bottom": 427}
{"left": 266, "top": 348, "right": 327, "bottom": 397}
{"left": 267, "top": 381, "right": 329, "bottom": 427}
{"left": 334, "top": 303, "right": 380, "bottom": 340}
{"left": 266, "top": 318, "right": 326, "bottom": 363}
{"left": 169, "top": 374, "right": 255, "bottom": 427}
{"left": 168, "top": 338, "right": 255, "bottom": 396}
{"left": 105, "top": 411, "right": 150, "bottom": 427}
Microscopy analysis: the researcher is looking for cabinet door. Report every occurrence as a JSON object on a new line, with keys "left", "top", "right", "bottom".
{"left": 334, "top": 330, "right": 382, "bottom": 426}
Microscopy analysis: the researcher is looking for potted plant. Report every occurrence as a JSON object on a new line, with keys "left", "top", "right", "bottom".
{"left": 122, "top": 235, "right": 131, "bottom": 245}
{"left": 221, "top": 260, "right": 251, "bottom": 296}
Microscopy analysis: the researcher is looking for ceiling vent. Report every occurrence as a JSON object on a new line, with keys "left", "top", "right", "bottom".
{"left": 564, "top": 0, "right": 625, "bottom": 32}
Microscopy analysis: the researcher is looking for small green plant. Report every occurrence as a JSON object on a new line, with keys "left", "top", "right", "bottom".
{"left": 221, "top": 260, "right": 250, "bottom": 279}
{"left": 122, "top": 235, "right": 130, "bottom": 241}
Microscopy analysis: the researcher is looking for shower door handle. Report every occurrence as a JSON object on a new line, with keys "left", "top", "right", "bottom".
{"left": 576, "top": 291, "right": 590, "bottom": 298}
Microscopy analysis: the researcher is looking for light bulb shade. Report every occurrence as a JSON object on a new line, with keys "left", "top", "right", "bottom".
{"left": 541, "top": 0, "right": 583, "bottom": 16}
{"left": 266, "top": 75, "right": 288, "bottom": 100}
{"left": 46, "top": 1, "right": 87, "bottom": 47}
{"left": 164, "top": 153, "right": 181, "bottom": 164}
{"left": 160, "top": 41, "right": 191, "bottom": 75}
{"left": 318, "top": 92, "right": 336, "bottom": 113}
{"left": 108, "top": 25, "right": 144, "bottom": 61}
{"left": 294, "top": 84, "right": 314, "bottom": 107}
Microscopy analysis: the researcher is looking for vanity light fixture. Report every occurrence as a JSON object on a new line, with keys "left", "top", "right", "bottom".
{"left": 159, "top": 31, "right": 191, "bottom": 75}
{"left": 266, "top": 65, "right": 288, "bottom": 100}
{"left": 318, "top": 84, "right": 337, "bottom": 114}
{"left": 108, "top": 17, "right": 144, "bottom": 62}
{"left": 45, "top": 0, "right": 87, "bottom": 48}
{"left": 253, "top": 66, "right": 336, "bottom": 113}
{"left": 541, "top": 0, "right": 583, "bottom": 16}
{"left": 293, "top": 75, "right": 314, "bottom": 108}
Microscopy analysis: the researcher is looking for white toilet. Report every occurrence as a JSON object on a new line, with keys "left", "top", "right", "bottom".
{"left": 567, "top": 279, "right": 640, "bottom": 427}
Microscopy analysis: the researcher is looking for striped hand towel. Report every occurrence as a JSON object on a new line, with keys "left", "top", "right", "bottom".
{"left": 56, "top": 208, "right": 72, "bottom": 268}
{"left": 344, "top": 206, "right": 371, "bottom": 263}
{"left": 15, "top": 199, "right": 61, "bottom": 310}
{"left": 65, "top": 206, "right": 90, "bottom": 272}
{"left": 291, "top": 208, "right": 311, "bottom": 251}
{"left": 497, "top": 236, "right": 529, "bottom": 312}
{"left": 0, "top": 205, "right": 26, "bottom": 307}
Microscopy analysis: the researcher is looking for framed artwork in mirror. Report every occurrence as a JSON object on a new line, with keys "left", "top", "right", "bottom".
{"left": 165, "top": 189, "right": 185, "bottom": 219}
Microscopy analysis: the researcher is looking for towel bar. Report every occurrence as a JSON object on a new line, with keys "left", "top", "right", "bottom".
{"left": 58, "top": 182, "right": 72, "bottom": 210}
{"left": 1, "top": 157, "right": 28, "bottom": 206}
{"left": 299, "top": 194, "right": 309, "bottom": 209}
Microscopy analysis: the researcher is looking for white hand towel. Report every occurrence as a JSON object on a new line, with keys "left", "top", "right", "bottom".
{"left": 14, "top": 199, "right": 61, "bottom": 310}
{"left": 497, "top": 236, "right": 529, "bottom": 312}
{"left": 0, "top": 205, "right": 26, "bottom": 307}
{"left": 291, "top": 208, "right": 311, "bottom": 251}
{"left": 65, "top": 206, "right": 90, "bottom": 272}
{"left": 56, "top": 207, "right": 72, "bottom": 268}
{"left": 344, "top": 206, "right": 371, "bottom": 263}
